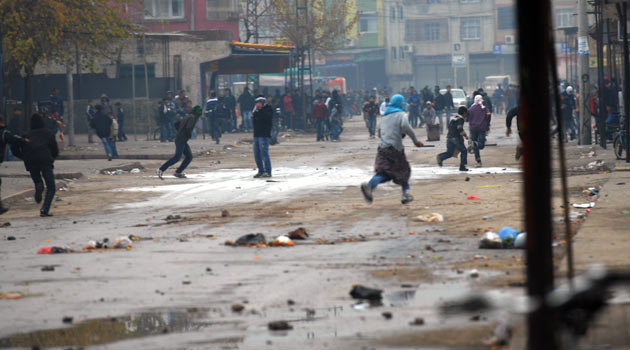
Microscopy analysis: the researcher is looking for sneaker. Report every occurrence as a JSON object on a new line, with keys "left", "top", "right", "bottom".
{"left": 459, "top": 166, "right": 470, "bottom": 172}
{"left": 360, "top": 182, "right": 373, "bottom": 204}
{"left": 174, "top": 172, "right": 187, "bottom": 179}
{"left": 40, "top": 211, "right": 53, "bottom": 217}
{"left": 157, "top": 169, "right": 164, "bottom": 180}
{"left": 253, "top": 173, "right": 263, "bottom": 178}
{"left": 107, "top": 154, "right": 113, "bottom": 161}
{"left": 476, "top": 161, "right": 482, "bottom": 168}
{"left": 401, "top": 193, "right": 414, "bottom": 205}
{"left": 261, "top": 173, "right": 272, "bottom": 178}
{"left": 436, "top": 154, "right": 443, "bottom": 167}
{"left": 35, "top": 183, "right": 44, "bottom": 204}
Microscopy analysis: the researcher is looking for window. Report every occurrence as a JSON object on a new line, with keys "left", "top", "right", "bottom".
{"left": 360, "top": 13, "right": 378, "bottom": 33}
{"left": 398, "top": 5, "right": 404, "bottom": 21}
{"left": 390, "top": 6, "right": 396, "bottom": 22}
{"left": 119, "top": 64, "right": 156, "bottom": 78}
{"left": 206, "top": 0, "right": 239, "bottom": 20}
{"left": 497, "top": 7, "right": 515, "bottom": 30}
{"left": 143, "top": 0, "right": 185, "bottom": 20}
{"left": 406, "top": 19, "right": 448, "bottom": 41}
{"left": 461, "top": 17, "right": 481, "bottom": 40}
{"left": 399, "top": 46, "right": 405, "bottom": 60}
{"left": 555, "top": 8, "right": 575, "bottom": 28}
{"left": 391, "top": 47, "right": 397, "bottom": 60}
{"left": 424, "top": 22, "right": 440, "bottom": 41}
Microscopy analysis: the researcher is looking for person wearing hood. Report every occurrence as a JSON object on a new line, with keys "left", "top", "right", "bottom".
{"left": 360, "top": 94, "right": 424, "bottom": 205}
{"left": 467, "top": 94, "right": 490, "bottom": 167}
{"left": 252, "top": 96, "right": 273, "bottom": 178}
{"left": 157, "top": 106, "right": 203, "bottom": 180}
{"left": 437, "top": 106, "right": 469, "bottom": 171}
{"left": 11, "top": 114, "right": 59, "bottom": 217}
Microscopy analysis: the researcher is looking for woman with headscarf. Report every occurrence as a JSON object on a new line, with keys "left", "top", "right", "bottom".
{"left": 360, "top": 94, "right": 424, "bottom": 205}
{"left": 467, "top": 94, "right": 490, "bottom": 167}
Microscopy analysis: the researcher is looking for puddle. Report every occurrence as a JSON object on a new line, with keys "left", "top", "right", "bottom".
{"left": 115, "top": 166, "right": 520, "bottom": 208}
{"left": 0, "top": 309, "right": 242, "bottom": 349}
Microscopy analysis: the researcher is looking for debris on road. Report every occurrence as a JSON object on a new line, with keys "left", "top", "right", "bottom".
{"left": 221, "top": 209, "right": 230, "bottom": 217}
{"left": 572, "top": 202, "right": 595, "bottom": 209}
{"left": 479, "top": 231, "right": 502, "bottom": 249}
{"left": 37, "top": 246, "right": 71, "bottom": 254}
{"left": 232, "top": 304, "right": 245, "bottom": 312}
{"left": 514, "top": 232, "right": 526, "bottom": 249}
{"left": 7, "top": 236, "right": 16, "bottom": 241}
{"left": 409, "top": 317, "right": 425, "bottom": 326}
{"left": 41, "top": 265, "right": 55, "bottom": 271}
{"left": 476, "top": 185, "right": 502, "bottom": 189}
{"left": 470, "top": 269, "right": 480, "bottom": 278}
{"left": 113, "top": 237, "right": 132, "bottom": 249}
{"left": 482, "top": 216, "right": 492, "bottom": 221}
{"left": 414, "top": 213, "right": 444, "bottom": 223}
{"left": 0, "top": 292, "right": 24, "bottom": 300}
{"left": 62, "top": 316, "right": 73, "bottom": 324}
{"left": 130, "top": 168, "right": 141, "bottom": 174}
{"left": 467, "top": 195, "right": 481, "bottom": 200}
{"left": 382, "top": 312, "right": 393, "bottom": 320}
{"left": 268, "top": 321, "right": 293, "bottom": 331}
{"left": 497, "top": 227, "right": 519, "bottom": 247}
{"left": 226, "top": 233, "right": 267, "bottom": 247}
{"left": 288, "top": 227, "right": 309, "bottom": 240}
{"left": 165, "top": 215, "right": 182, "bottom": 221}
{"left": 583, "top": 187, "right": 599, "bottom": 196}
{"left": 350, "top": 285, "right": 383, "bottom": 300}
{"left": 272, "top": 236, "right": 294, "bottom": 247}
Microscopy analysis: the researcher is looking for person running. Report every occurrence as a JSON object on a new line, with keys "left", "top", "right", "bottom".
{"left": 252, "top": 96, "right": 273, "bottom": 178}
{"left": 467, "top": 95, "right": 490, "bottom": 167}
{"left": 506, "top": 105, "right": 522, "bottom": 160}
{"left": 360, "top": 94, "right": 424, "bottom": 205}
{"left": 362, "top": 96, "right": 379, "bottom": 139}
{"left": 157, "top": 106, "right": 202, "bottom": 180}
{"left": 437, "top": 106, "right": 469, "bottom": 171}
{"left": 0, "top": 115, "right": 26, "bottom": 215}
{"left": 12, "top": 114, "right": 59, "bottom": 217}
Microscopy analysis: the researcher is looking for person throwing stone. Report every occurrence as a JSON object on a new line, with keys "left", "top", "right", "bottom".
{"left": 157, "top": 106, "right": 202, "bottom": 179}
{"left": 437, "top": 106, "right": 469, "bottom": 171}
{"left": 361, "top": 94, "right": 424, "bottom": 205}
{"left": 252, "top": 96, "right": 273, "bottom": 178}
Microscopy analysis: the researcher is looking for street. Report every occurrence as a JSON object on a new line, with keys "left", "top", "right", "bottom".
{"left": 0, "top": 115, "right": 629, "bottom": 349}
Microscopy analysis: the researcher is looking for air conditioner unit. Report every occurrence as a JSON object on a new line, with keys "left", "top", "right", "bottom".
{"left": 505, "top": 35, "right": 515, "bottom": 44}
{"left": 404, "top": 45, "right": 415, "bottom": 53}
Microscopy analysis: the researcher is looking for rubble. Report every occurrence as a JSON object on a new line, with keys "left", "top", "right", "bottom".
{"left": 413, "top": 213, "right": 444, "bottom": 223}
{"left": 268, "top": 321, "right": 293, "bottom": 331}
{"left": 409, "top": 317, "right": 425, "bottom": 326}
{"left": 350, "top": 285, "right": 383, "bottom": 300}
{"left": 288, "top": 227, "right": 309, "bottom": 240}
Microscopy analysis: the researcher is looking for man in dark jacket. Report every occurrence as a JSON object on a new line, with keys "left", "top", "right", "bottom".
{"left": 506, "top": 105, "right": 522, "bottom": 160}
{"left": 90, "top": 105, "right": 118, "bottom": 161}
{"left": 362, "top": 96, "right": 379, "bottom": 139}
{"left": 238, "top": 87, "right": 255, "bottom": 131}
{"left": 12, "top": 114, "right": 58, "bottom": 217}
{"left": 157, "top": 106, "right": 202, "bottom": 180}
{"left": 0, "top": 115, "right": 27, "bottom": 214}
{"left": 443, "top": 85, "right": 456, "bottom": 127}
{"left": 252, "top": 96, "right": 273, "bottom": 178}
{"left": 223, "top": 88, "right": 237, "bottom": 132}
{"left": 467, "top": 95, "right": 490, "bottom": 167}
{"left": 114, "top": 102, "right": 127, "bottom": 141}
{"left": 437, "top": 106, "right": 469, "bottom": 171}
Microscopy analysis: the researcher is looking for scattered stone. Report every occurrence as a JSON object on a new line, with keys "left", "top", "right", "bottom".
{"left": 165, "top": 215, "right": 182, "bottom": 221}
{"left": 437, "top": 239, "right": 451, "bottom": 243}
{"left": 288, "top": 227, "right": 309, "bottom": 240}
{"left": 465, "top": 177, "right": 470, "bottom": 182}
{"left": 470, "top": 315, "right": 481, "bottom": 321}
{"left": 401, "top": 284, "right": 414, "bottom": 288}
{"left": 41, "top": 265, "right": 55, "bottom": 272}
{"left": 381, "top": 312, "right": 393, "bottom": 320}
{"left": 409, "top": 317, "right": 425, "bottom": 326}
{"left": 62, "top": 316, "right": 73, "bottom": 324}
{"left": 350, "top": 285, "right": 383, "bottom": 300}
{"left": 206, "top": 267, "right": 212, "bottom": 272}
{"left": 287, "top": 299, "right": 295, "bottom": 306}
{"left": 305, "top": 308, "right": 316, "bottom": 317}
{"left": 7, "top": 236, "right": 16, "bottom": 241}
{"left": 268, "top": 321, "right": 293, "bottom": 331}
{"left": 182, "top": 281, "right": 191, "bottom": 285}
{"left": 1, "top": 222, "right": 11, "bottom": 227}
{"left": 232, "top": 304, "right": 245, "bottom": 312}
{"left": 221, "top": 209, "right": 230, "bottom": 217}
{"left": 424, "top": 244, "right": 435, "bottom": 252}
{"left": 470, "top": 269, "right": 480, "bottom": 278}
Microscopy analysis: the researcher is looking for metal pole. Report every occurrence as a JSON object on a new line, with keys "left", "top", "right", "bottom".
{"left": 620, "top": 3, "right": 630, "bottom": 163}
{"left": 143, "top": 34, "right": 150, "bottom": 140}
{"left": 578, "top": 0, "right": 591, "bottom": 145}
{"left": 0, "top": 28, "right": 5, "bottom": 116}
{"left": 131, "top": 35, "right": 138, "bottom": 141}
{"left": 596, "top": 4, "right": 607, "bottom": 148}
{"left": 516, "top": 0, "right": 557, "bottom": 348}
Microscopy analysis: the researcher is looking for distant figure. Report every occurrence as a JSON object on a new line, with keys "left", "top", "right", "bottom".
{"left": 85, "top": 100, "right": 95, "bottom": 143}
{"left": 114, "top": 102, "right": 127, "bottom": 142}
{"left": 406, "top": 87, "right": 421, "bottom": 128}
{"left": 238, "top": 87, "right": 255, "bottom": 132}
{"left": 48, "top": 88, "right": 64, "bottom": 135}
{"left": 252, "top": 96, "right": 273, "bottom": 178}
{"left": 362, "top": 96, "right": 379, "bottom": 139}
{"left": 90, "top": 105, "right": 118, "bottom": 161}
{"left": 327, "top": 90, "right": 344, "bottom": 141}
{"left": 0, "top": 114, "right": 26, "bottom": 214}
{"left": 311, "top": 98, "right": 329, "bottom": 141}
{"left": 223, "top": 88, "right": 237, "bottom": 132}
{"left": 12, "top": 114, "right": 59, "bottom": 217}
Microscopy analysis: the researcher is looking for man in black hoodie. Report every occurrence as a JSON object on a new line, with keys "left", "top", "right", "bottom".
{"left": 90, "top": 105, "right": 118, "bottom": 161}
{"left": 436, "top": 106, "right": 469, "bottom": 172}
{"left": 0, "top": 115, "right": 27, "bottom": 214}
{"left": 252, "top": 95, "right": 273, "bottom": 178}
{"left": 157, "top": 106, "right": 202, "bottom": 179}
{"left": 12, "top": 114, "right": 59, "bottom": 217}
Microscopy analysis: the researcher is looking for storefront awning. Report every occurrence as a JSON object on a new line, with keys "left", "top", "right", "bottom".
{"left": 205, "top": 41, "right": 294, "bottom": 75}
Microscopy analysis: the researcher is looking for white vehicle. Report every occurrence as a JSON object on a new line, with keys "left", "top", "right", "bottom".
{"left": 440, "top": 88, "right": 467, "bottom": 108}
{"left": 482, "top": 75, "right": 512, "bottom": 92}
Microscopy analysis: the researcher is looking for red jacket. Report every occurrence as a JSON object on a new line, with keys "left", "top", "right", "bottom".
{"left": 311, "top": 103, "right": 329, "bottom": 120}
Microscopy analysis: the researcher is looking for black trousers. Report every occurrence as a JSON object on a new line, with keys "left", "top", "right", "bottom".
{"left": 29, "top": 166, "right": 55, "bottom": 214}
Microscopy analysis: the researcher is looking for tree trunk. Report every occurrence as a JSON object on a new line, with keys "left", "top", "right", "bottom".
{"left": 66, "top": 63, "right": 75, "bottom": 146}
{"left": 23, "top": 67, "right": 34, "bottom": 133}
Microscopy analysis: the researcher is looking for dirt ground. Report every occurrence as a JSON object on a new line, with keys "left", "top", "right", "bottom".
{"left": 0, "top": 115, "right": 628, "bottom": 349}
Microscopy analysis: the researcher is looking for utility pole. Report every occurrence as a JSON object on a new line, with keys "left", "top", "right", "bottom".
{"left": 578, "top": 0, "right": 592, "bottom": 145}
{"left": 595, "top": 1, "right": 606, "bottom": 148}
{"left": 296, "top": 0, "right": 310, "bottom": 129}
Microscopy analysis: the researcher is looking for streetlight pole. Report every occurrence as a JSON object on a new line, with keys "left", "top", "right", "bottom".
{"left": 578, "top": 0, "right": 591, "bottom": 145}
